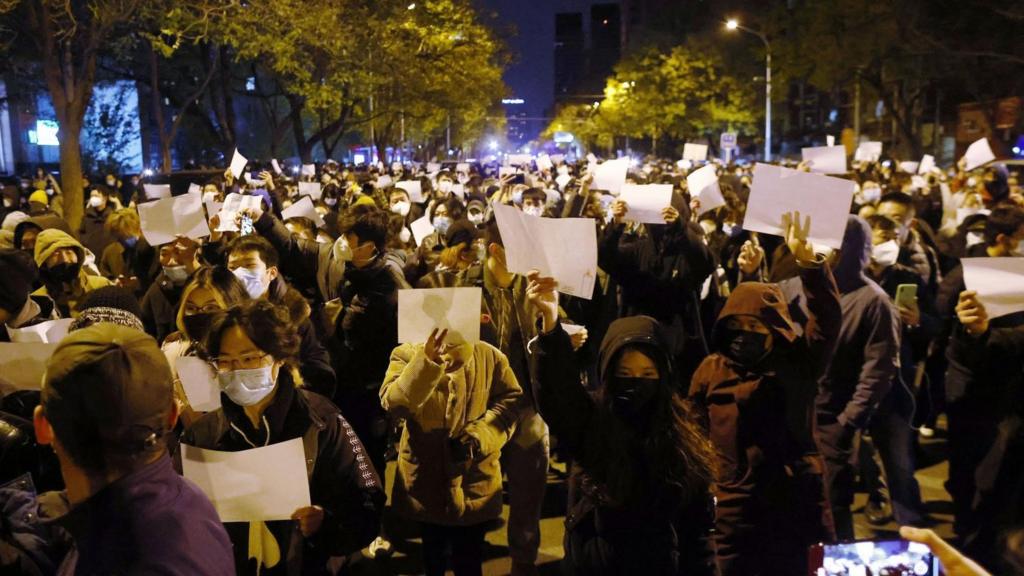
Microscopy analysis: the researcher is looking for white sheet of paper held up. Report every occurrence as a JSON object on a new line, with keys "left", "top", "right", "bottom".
{"left": 802, "top": 145, "right": 847, "bottom": 174}
{"left": 410, "top": 215, "right": 434, "bottom": 247}
{"left": 301, "top": 164, "right": 316, "bottom": 177}
{"left": 395, "top": 181, "right": 424, "bottom": 203}
{"left": 281, "top": 196, "right": 325, "bottom": 228}
{"left": 456, "top": 163, "right": 470, "bottom": 173}
{"left": 854, "top": 141, "right": 882, "bottom": 162}
{"left": 175, "top": 357, "right": 221, "bottom": 413}
{"left": 593, "top": 158, "right": 628, "bottom": 195}
{"left": 5, "top": 318, "right": 72, "bottom": 344}
{"left": 687, "top": 164, "right": 726, "bottom": 215}
{"left": 188, "top": 183, "right": 202, "bottom": 196}
{"left": 271, "top": 159, "right": 282, "bottom": 174}
{"left": 398, "top": 287, "right": 482, "bottom": 345}
{"left": 962, "top": 257, "right": 1024, "bottom": 319}
{"left": 143, "top": 184, "right": 171, "bottom": 200}
{"left": 216, "top": 193, "right": 263, "bottom": 232}
{"left": 963, "top": 138, "right": 996, "bottom": 171}
{"left": 298, "top": 181, "right": 322, "bottom": 200}
{"left": 427, "top": 162, "right": 441, "bottom": 174}
{"left": 536, "top": 154, "right": 553, "bottom": 171}
{"left": 138, "top": 191, "right": 211, "bottom": 246}
{"left": 0, "top": 343, "right": 57, "bottom": 394}
{"left": 683, "top": 143, "right": 708, "bottom": 161}
{"left": 826, "top": 135, "right": 836, "bottom": 147}
{"left": 492, "top": 203, "right": 597, "bottom": 300}
{"left": 228, "top": 149, "right": 248, "bottom": 179}
{"left": 182, "top": 437, "right": 311, "bottom": 523}
{"left": 741, "top": 163, "right": 856, "bottom": 250}
{"left": 918, "top": 154, "right": 936, "bottom": 174}
{"left": 618, "top": 184, "right": 672, "bottom": 224}
{"left": 560, "top": 323, "right": 586, "bottom": 337}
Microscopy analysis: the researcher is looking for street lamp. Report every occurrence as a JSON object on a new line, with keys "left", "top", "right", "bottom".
{"left": 725, "top": 18, "right": 771, "bottom": 162}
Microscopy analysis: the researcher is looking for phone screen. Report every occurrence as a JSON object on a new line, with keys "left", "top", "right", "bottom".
{"left": 809, "top": 539, "right": 938, "bottom": 576}
{"left": 240, "top": 214, "right": 254, "bottom": 236}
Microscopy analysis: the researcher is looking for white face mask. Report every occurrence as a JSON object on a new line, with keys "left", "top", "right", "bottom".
{"left": 437, "top": 180, "right": 453, "bottom": 194}
{"left": 323, "top": 197, "right": 338, "bottom": 207}
{"left": 163, "top": 265, "right": 189, "bottom": 284}
{"left": 871, "top": 240, "right": 901, "bottom": 267}
{"left": 231, "top": 266, "right": 269, "bottom": 299}
{"left": 218, "top": 366, "right": 276, "bottom": 406}
{"left": 468, "top": 210, "right": 484, "bottom": 225}
{"left": 399, "top": 227, "right": 412, "bottom": 244}
{"left": 861, "top": 186, "right": 882, "bottom": 204}
{"left": 965, "top": 232, "right": 985, "bottom": 249}
{"left": 391, "top": 201, "right": 411, "bottom": 216}
{"left": 2, "top": 198, "right": 13, "bottom": 208}
{"left": 523, "top": 205, "right": 544, "bottom": 218}
{"left": 106, "top": 178, "right": 116, "bottom": 187}
{"left": 88, "top": 196, "right": 104, "bottom": 208}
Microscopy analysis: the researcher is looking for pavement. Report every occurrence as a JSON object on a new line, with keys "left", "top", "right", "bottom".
{"left": 356, "top": 420, "right": 954, "bottom": 575}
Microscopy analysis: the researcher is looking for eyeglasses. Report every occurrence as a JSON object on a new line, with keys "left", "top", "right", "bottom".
{"left": 212, "top": 352, "right": 271, "bottom": 372}
{"left": 184, "top": 303, "right": 223, "bottom": 315}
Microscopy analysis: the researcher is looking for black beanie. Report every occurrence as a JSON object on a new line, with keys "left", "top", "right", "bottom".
{"left": 0, "top": 249, "right": 37, "bottom": 314}
{"left": 68, "top": 286, "right": 145, "bottom": 333}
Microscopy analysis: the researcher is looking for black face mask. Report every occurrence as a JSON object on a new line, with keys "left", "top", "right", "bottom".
{"left": 724, "top": 329, "right": 770, "bottom": 367}
{"left": 608, "top": 376, "right": 660, "bottom": 426}
{"left": 43, "top": 262, "right": 80, "bottom": 284}
{"left": 182, "top": 312, "right": 215, "bottom": 342}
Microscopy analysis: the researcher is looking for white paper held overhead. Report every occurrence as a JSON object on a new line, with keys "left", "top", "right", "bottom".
{"left": 137, "top": 191, "right": 212, "bottom": 246}
{"left": 297, "top": 181, "right": 322, "bottom": 200}
{"left": 142, "top": 184, "right": 171, "bottom": 200}
{"left": 409, "top": 214, "right": 434, "bottom": 247}
{"left": 618, "top": 184, "right": 673, "bottom": 224}
{"left": 216, "top": 193, "right": 264, "bottom": 233}
{"left": 918, "top": 154, "right": 936, "bottom": 174}
{"left": 228, "top": 149, "right": 248, "bottom": 179}
{"left": 802, "top": 145, "right": 847, "bottom": 175}
{"left": 686, "top": 164, "right": 726, "bottom": 215}
{"left": 963, "top": 137, "right": 996, "bottom": 171}
{"left": 741, "top": 163, "right": 856, "bottom": 250}
{"left": 961, "top": 257, "right": 1024, "bottom": 319}
{"left": 398, "top": 287, "right": 482, "bottom": 345}
{"left": 395, "top": 180, "right": 424, "bottom": 203}
{"left": 682, "top": 143, "right": 708, "bottom": 161}
{"left": 593, "top": 158, "right": 629, "bottom": 195}
{"left": 281, "top": 196, "right": 326, "bottom": 229}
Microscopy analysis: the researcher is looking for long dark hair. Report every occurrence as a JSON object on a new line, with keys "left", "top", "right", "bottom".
{"left": 592, "top": 344, "right": 718, "bottom": 505}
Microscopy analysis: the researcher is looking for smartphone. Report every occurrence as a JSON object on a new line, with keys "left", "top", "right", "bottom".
{"left": 895, "top": 283, "right": 918, "bottom": 310}
{"left": 510, "top": 173, "right": 526, "bottom": 185}
{"left": 808, "top": 539, "right": 938, "bottom": 576}
{"left": 240, "top": 214, "right": 254, "bottom": 236}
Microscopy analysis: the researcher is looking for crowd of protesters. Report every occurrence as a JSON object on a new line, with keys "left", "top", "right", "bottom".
{"left": 0, "top": 143, "right": 1021, "bottom": 576}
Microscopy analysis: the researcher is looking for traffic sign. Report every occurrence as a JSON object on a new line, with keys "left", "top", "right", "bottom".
{"left": 720, "top": 132, "right": 738, "bottom": 151}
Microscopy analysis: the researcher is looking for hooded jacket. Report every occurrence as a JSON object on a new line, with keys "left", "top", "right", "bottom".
{"left": 817, "top": 217, "right": 901, "bottom": 429}
{"left": 78, "top": 204, "right": 116, "bottom": 260}
{"left": 31, "top": 229, "right": 111, "bottom": 317}
{"left": 533, "top": 317, "right": 716, "bottom": 575}
{"left": 12, "top": 214, "right": 72, "bottom": 253}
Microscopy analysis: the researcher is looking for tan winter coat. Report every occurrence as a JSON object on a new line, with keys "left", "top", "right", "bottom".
{"left": 381, "top": 341, "right": 521, "bottom": 526}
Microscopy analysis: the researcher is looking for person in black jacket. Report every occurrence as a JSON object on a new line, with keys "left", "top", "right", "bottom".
{"left": 182, "top": 300, "right": 384, "bottom": 575}
{"left": 599, "top": 194, "right": 714, "bottom": 384}
{"left": 528, "top": 272, "right": 718, "bottom": 576}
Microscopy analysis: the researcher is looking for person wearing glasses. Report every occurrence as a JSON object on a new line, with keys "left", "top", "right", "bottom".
{"left": 182, "top": 299, "right": 384, "bottom": 575}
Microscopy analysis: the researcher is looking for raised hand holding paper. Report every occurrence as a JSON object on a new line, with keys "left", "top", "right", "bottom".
{"left": 686, "top": 164, "right": 726, "bottom": 215}
{"left": 963, "top": 138, "right": 996, "bottom": 171}
{"left": 228, "top": 149, "right": 248, "bottom": 179}
{"left": 802, "top": 145, "right": 847, "bottom": 174}
{"left": 918, "top": 154, "right": 936, "bottom": 174}
{"left": 182, "top": 438, "right": 311, "bottom": 522}
{"left": 961, "top": 257, "right": 1024, "bottom": 319}
{"left": 216, "top": 193, "right": 263, "bottom": 232}
{"left": 137, "top": 191, "right": 211, "bottom": 246}
{"left": 854, "top": 141, "right": 883, "bottom": 162}
{"left": 282, "top": 196, "right": 326, "bottom": 228}
{"left": 593, "top": 157, "right": 628, "bottom": 195}
{"left": 143, "top": 184, "right": 171, "bottom": 200}
{"left": 741, "top": 163, "right": 856, "bottom": 249}
{"left": 301, "top": 163, "right": 316, "bottom": 177}
{"left": 618, "top": 184, "right": 673, "bottom": 224}
{"left": 410, "top": 214, "right": 434, "bottom": 246}
{"left": 683, "top": 143, "right": 708, "bottom": 161}
{"left": 493, "top": 203, "right": 597, "bottom": 299}
{"left": 398, "top": 287, "right": 482, "bottom": 345}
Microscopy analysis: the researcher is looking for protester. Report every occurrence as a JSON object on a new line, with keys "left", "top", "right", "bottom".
{"left": 141, "top": 235, "right": 205, "bottom": 342}
{"left": 31, "top": 228, "right": 112, "bottom": 317}
{"left": 0, "top": 249, "right": 59, "bottom": 339}
{"left": 381, "top": 326, "right": 522, "bottom": 576}
{"left": 79, "top": 184, "right": 118, "bottom": 258}
{"left": 183, "top": 300, "right": 384, "bottom": 575}
{"left": 529, "top": 273, "right": 718, "bottom": 575}
{"left": 33, "top": 323, "right": 235, "bottom": 574}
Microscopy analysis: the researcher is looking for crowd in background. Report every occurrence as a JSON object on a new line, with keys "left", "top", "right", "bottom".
{"left": 0, "top": 146, "right": 1022, "bottom": 576}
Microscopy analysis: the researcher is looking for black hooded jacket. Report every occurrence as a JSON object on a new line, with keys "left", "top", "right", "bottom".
{"left": 532, "top": 316, "right": 716, "bottom": 576}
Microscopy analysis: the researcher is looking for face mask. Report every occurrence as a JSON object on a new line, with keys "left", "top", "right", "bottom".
{"left": 324, "top": 197, "right": 338, "bottom": 207}
{"left": 391, "top": 201, "right": 411, "bottom": 216}
{"left": 44, "top": 262, "right": 80, "bottom": 284}
{"left": 182, "top": 312, "right": 214, "bottom": 341}
{"left": 724, "top": 329, "right": 769, "bottom": 367}
{"left": 333, "top": 236, "right": 353, "bottom": 262}
{"left": 202, "top": 191, "right": 218, "bottom": 204}
{"left": 512, "top": 189, "right": 523, "bottom": 205}
{"left": 722, "top": 223, "right": 736, "bottom": 236}
{"left": 232, "top": 266, "right": 268, "bottom": 299}
{"left": 523, "top": 205, "right": 544, "bottom": 218}
{"left": 871, "top": 240, "right": 900, "bottom": 267}
{"left": 88, "top": 196, "right": 103, "bottom": 209}
{"left": 2, "top": 198, "right": 13, "bottom": 208}
{"left": 468, "top": 210, "right": 484, "bottom": 225}
{"left": 432, "top": 216, "right": 452, "bottom": 235}
{"left": 120, "top": 236, "right": 138, "bottom": 250}
{"left": 163, "top": 264, "right": 189, "bottom": 284}
{"left": 106, "top": 178, "right": 116, "bottom": 187}
{"left": 399, "top": 227, "right": 411, "bottom": 244}
{"left": 861, "top": 186, "right": 881, "bottom": 204}
{"left": 217, "top": 366, "right": 276, "bottom": 406}
{"left": 45, "top": 188, "right": 55, "bottom": 197}
{"left": 607, "top": 376, "right": 659, "bottom": 426}
{"left": 438, "top": 181, "right": 453, "bottom": 194}
{"left": 965, "top": 232, "right": 985, "bottom": 249}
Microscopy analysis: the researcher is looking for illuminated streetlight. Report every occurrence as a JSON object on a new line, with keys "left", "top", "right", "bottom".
{"left": 725, "top": 18, "right": 772, "bottom": 161}
{"left": 489, "top": 140, "right": 498, "bottom": 150}
{"left": 407, "top": 3, "right": 415, "bottom": 9}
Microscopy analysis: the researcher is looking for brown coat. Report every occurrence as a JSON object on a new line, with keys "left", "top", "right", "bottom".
{"left": 381, "top": 341, "right": 521, "bottom": 526}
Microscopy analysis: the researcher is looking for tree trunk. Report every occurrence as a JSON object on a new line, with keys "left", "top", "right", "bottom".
{"left": 58, "top": 121, "right": 85, "bottom": 232}
{"left": 288, "top": 95, "right": 312, "bottom": 162}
